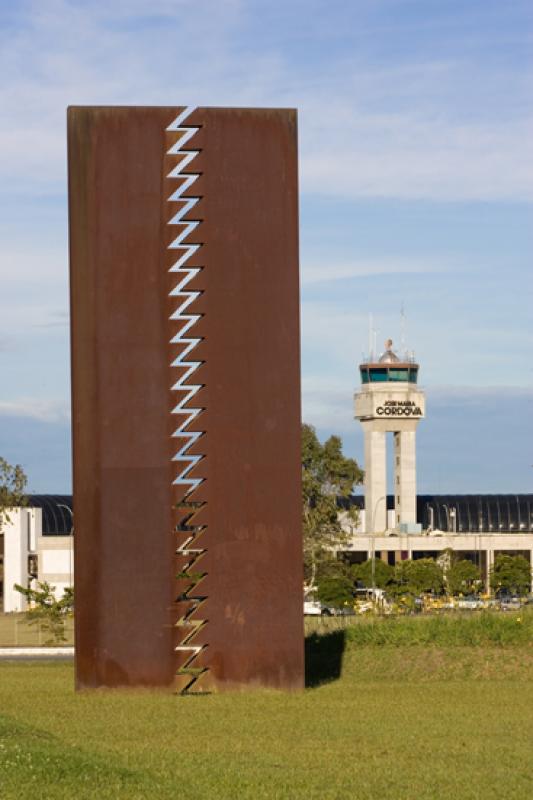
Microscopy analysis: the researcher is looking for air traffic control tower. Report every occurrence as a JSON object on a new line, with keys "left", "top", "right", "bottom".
{"left": 355, "top": 340, "right": 425, "bottom": 534}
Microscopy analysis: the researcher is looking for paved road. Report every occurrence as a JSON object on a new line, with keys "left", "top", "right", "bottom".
{"left": 0, "top": 647, "right": 74, "bottom": 660}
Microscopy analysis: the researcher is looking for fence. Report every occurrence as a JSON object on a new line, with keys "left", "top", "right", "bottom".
{"left": 0, "top": 613, "right": 75, "bottom": 647}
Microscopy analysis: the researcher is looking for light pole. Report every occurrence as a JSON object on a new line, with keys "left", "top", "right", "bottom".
{"left": 441, "top": 503, "right": 448, "bottom": 533}
{"left": 442, "top": 504, "right": 456, "bottom": 534}
{"left": 427, "top": 504, "right": 435, "bottom": 532}
{"left": 57, "top": 504, "right": 74, "bottom": 588}
{"left": 370, "top": 495, "right": 387, "bottom": 610}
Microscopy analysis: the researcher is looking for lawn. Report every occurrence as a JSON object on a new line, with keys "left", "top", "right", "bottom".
{"left": 306, "top": 605, "right": 533, "bottom": 645}
{"left": 1, "top": 619, "right": 532, "bottom": 800}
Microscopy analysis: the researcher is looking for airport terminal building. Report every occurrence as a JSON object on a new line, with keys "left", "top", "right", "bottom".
{"left": 1, "top": 496, "right": 73, "bottom": 612}
{"left": 1, "top": 340, "right": 532, "bottom": 609}
{"left": 347, "top": 339, "right": 533, "bottom": 590}
{"left": 339, "top": 493, "right": 533, "bottom": 591}
{"left": 2, "top": 491, "right": 532, "bottom": 611}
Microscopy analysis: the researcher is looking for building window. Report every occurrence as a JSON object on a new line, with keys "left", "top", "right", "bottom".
{"left": 368, "top": 368, "right": 389, "bottom": 382}
{"left": 389, "top": 369, "right": 409, "bottom": 381}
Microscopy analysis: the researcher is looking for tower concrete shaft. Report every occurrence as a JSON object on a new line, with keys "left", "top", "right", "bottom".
{"left": 394, "top": 430, "right": 416, "bottom": 526}
{"left": 354, "top": 340, "right": 425, "bottom": 533}
{"left": 362, "top": 424, "right": 387, "bottom": 533}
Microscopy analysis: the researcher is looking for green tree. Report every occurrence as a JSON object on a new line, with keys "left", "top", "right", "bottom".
{"left": 14, "top": 582, "right": 74, "bottom": 644}
{"left": 351, "top": 558, "right": 394, "bottom": 590}
{"left": 302, "top": 424, "right": 363, "bottom": 587}
{"left": 447, "top": 558, "right": 481, "bottom": 596}
{"left": 316, "top": 568, "right": 354, "bottom": 608}
{"left": 490, "top": 554, "right": 531, "bottom": 596}
{"left": 390, "top": 558, "right": 444, "bottom": 596}
{"left": 0, "top": 457, "right": 27, "bottom": 531}
{"left": 389, "top": 559, "right": 413, "bottom": 597}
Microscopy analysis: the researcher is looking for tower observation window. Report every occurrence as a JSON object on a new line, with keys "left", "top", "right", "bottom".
{"left": 389, "top": 369, "right": 409, "bottom": 382}
{"left": 368, "top": 368, "right": 388, "bottom": 382}
{"left": 363, "top": 366, "right": 419, "bottom": 383}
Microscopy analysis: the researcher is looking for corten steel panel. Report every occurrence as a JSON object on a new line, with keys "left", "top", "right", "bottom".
{"left": 68, "top": 105, "right": 304, "bottom": 691}
{"left": 68, "top": 106, "right": 184, "bottom": 688}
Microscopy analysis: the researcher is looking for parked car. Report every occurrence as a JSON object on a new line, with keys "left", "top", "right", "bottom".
{"left": 499, "top": 596, "right": 521, "bottom": 611}
{"left": 355, "top": 587, "right": 386, "bottom": 602}
{"left": 354, "top": 601, "right": 373, "bottom": 614}
{"left": 457, "top": 595, "right": 484, "bottom": 610}
{"left": 330, "top": 606, "right": 356, "bottom": 617}
{"left": 304, "top": 599, "right": 333, "bottom": 616}
{"left": 424, "top": 595, "right": 455, "bottom": 611}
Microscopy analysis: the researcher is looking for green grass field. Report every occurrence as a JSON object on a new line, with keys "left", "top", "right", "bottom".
{"left": 1, "top": 615, "right": 532, "bottom": 800}
{"left": 306, "top": 605, "right": 533, "bottom": 645}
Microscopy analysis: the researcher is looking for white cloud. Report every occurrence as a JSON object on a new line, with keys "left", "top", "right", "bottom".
{"left": 0, "top": 2, "right": 531, "bottom": 201}
{"left": 302, "top": 379, "right": 533, "bottom": 439}
{"left": 301, "top": 301, "right": 369, "bottom": 365}
{"left": 295, "top": 53, "right": 533, "bottom": 200}
{"left": 301, "top": 258, "right": 440, "bottom": 285}
{"left": 0, "top": 398, "right": 70, "bottom": 423}
{"left": 426, "top": 384, "right": 533, "bottom": 404}
{"left": 302, "top": 376, "right": 356, "bottom": 433}
{"left": 0, "top": 243, "right": 67, "bottom": 284}
{"left": 300, "top": 114, "right": 533, "bottom": 202}
{"left": 0, "top": 243, "right": 69, "bottom": 336}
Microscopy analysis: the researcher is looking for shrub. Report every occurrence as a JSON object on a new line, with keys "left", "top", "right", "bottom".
{"left": 14, "top": 581, "right": 74, "bottom": 645}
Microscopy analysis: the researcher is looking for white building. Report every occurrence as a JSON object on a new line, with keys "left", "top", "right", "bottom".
{"left": 1, "top": 495, "right": 73, "bottom": 612}
{"left": 2, "top": 345, "right": 532, "bottom": 607}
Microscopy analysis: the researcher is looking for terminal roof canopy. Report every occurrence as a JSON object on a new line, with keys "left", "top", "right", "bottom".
{"left": 26, "top": 495, "right": 73, "bottom": 535}
{"left": 339, "top": 494, "right": 533, "bottom": 533}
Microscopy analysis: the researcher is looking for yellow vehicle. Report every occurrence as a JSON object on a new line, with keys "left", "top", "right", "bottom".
{"left": 423, "top": 595, "right": 456, "bottom": 612}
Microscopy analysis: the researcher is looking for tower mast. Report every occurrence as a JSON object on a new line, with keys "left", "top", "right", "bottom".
{"left": 400, "top": 303, "right": 406, "bottom": 359}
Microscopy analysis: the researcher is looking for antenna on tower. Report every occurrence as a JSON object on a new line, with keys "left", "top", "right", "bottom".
{"left": 400, "top": 302, "right": 406, "bottom": 359}
{"left": 368, "top": 313, "right": 373, "bottom": 361}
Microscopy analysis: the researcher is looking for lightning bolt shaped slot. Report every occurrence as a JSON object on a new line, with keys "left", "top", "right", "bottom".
{"left": 166, "top": 109, "right": 208, "bottom": 694}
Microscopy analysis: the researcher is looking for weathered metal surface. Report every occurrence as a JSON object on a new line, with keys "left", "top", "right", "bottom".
{"left": 68, "top": 106, "right": 304, "bottom": 691}
{"left": 68, "top": 107, "right": 182, "bottom": 688}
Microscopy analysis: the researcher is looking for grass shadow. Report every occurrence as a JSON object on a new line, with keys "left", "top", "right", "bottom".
{"left": 305, "top": 629, "right": 346, "bottom": 688}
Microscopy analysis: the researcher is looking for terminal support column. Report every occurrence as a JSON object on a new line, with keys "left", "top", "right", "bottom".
{"left": 394, "top": 430, "right": 417, "bottom": 525}
{"left": 363, "top": 424, "right": 387, "bottom": 533}
{"left": 485, "top": 549, "right": 494, "bottom": 593}
{"left": 2, "top": 509, "right": 29, "bottom": 613}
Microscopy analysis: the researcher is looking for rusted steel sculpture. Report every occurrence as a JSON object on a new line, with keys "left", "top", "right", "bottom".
{"left": 68, "top": 106, "right": 304, "bottom": 692}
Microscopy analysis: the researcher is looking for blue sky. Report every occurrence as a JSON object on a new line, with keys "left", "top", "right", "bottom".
{"left": 0, "top": 0, "right": 531, "bottom": 493}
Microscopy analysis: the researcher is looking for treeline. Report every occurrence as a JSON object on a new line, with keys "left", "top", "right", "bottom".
{"left": 316, "top": 553, "right": 532, "bottom": 608}
{"left": 301, "top": 425, "right": 532, "bottom": 608}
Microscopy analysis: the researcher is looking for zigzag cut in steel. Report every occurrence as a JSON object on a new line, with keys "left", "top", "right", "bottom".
{"left": 164, "top": 108, "right": 210, "bottom": 694}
